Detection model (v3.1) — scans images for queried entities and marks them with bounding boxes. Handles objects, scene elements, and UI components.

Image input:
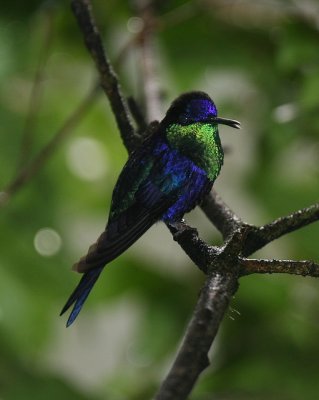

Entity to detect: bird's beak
[214,117,241,130]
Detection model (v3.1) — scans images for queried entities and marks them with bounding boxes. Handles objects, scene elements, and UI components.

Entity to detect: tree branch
[240,258,319,278]
[154,270,238,400]
[71,0,137,152]
[18,4,55,169]
[135,0,163,122]
[201,189,243,240]
[155,227,246,399]
[243,203,319,256]
[167,221,218,274]
[0,84,99,208]
[127,96,148,133]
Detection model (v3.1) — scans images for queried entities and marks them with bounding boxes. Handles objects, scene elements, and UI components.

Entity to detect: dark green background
[1,1,319,399]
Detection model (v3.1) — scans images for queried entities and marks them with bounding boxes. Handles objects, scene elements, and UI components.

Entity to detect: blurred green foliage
[0,1,319,399]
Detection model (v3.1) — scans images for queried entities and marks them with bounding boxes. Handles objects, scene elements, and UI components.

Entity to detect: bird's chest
[165,123,223,181]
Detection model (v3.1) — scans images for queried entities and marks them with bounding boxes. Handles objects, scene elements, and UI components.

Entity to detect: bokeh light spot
[273,103,298,123]
[34,228,62,257]
[66,137,108,181]
[127,17,144,33]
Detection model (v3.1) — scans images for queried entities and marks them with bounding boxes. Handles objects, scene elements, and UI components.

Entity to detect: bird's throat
[165,122,224,181]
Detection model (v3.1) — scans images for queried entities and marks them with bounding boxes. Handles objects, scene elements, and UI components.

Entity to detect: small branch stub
[240,258,319,278]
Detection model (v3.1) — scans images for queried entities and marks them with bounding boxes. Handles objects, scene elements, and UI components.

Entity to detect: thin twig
[127,96,148,133]
[243,203,319,256]
[18,4,55,168]
[0,84,99,208]
[240,258,319,277]
[135,0,163,122]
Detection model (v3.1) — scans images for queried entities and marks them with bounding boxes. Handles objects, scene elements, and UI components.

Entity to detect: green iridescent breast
[165,122,224,181]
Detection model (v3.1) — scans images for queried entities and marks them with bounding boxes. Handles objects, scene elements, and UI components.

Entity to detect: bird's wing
[73,140,180,273]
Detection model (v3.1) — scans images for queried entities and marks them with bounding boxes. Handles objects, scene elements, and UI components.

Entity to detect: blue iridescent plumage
[61,91,240,326]
[180,98,217,124]
[151,140,209,221]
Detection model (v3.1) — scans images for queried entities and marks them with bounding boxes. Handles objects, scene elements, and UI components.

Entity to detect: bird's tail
[60,267,103,327]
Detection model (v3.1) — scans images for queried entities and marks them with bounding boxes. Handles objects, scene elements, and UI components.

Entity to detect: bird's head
[162,91,240,129]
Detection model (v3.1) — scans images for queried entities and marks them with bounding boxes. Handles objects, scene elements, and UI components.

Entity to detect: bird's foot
[167,220,198,239]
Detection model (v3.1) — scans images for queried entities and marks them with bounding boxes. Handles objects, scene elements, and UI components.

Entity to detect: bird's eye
[179,115,189,125]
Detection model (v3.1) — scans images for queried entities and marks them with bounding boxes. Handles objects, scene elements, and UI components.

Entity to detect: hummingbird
[61,91,240,326]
